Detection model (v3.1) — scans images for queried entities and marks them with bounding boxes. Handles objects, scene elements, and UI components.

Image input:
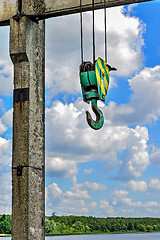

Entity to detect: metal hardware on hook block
[14,88,29,103]
[12,165,44,177]
[17,166,23,176]
[86,99,104,130]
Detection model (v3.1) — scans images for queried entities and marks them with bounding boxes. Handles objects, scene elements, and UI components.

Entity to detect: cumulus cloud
[0,119,7,135]
[110,189,160,208]
[114,126,149,180]
[46,176,106,215]
[146,208,159,214]
[0,137,11,167]
[45,6,146,98]
[46,99,150,180]
[150,146,160,167]
[90,201,97,209]
[0,60,13,96]
[95,6,145,76]
[0,27,10,60]
[84,168,93,174]
[46,157,78,178]
[48,182,62,199]
[105,66,160,126]
[0,24,14,97]
[125,180,147,192]
[46,180,90,215]
[72,181,107,192]
[44,6,152,183]
[148,178,160,191]
[1,108,13,128]
[100,200,115,215]
[129,66,160,124]
[57,199,89,216]
[0,172,12,214]
[111,190,128,206]
[144,201,160,208]
[64,189,90,200]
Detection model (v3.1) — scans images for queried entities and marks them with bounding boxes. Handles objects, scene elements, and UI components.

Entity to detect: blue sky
[0,0,160,217]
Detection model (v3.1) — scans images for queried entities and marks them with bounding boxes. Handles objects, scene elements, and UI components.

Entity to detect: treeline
[0,214,160,235]
[45,215,160,235]
[0,214,12,234]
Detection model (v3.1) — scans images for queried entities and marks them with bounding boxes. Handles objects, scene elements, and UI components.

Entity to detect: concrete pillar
[10,17,45,240]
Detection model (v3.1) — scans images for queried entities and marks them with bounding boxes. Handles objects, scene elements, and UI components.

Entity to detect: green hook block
[80,70,99,103]
[79,58,116,130]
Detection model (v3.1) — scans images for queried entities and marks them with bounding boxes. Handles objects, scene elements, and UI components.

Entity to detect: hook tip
[86,110,104,130]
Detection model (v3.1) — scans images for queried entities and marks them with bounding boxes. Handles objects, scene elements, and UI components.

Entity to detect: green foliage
[137,224,146,232]
[0,214,160,235]
[146,225,153,232]
[45,215,160,235]
[0,214,12,234]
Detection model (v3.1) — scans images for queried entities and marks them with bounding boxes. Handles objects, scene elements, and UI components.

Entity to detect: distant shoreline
[46,230,160,237]
[0,234,11,237]
[0,214,160,236]
[1,231,160,238]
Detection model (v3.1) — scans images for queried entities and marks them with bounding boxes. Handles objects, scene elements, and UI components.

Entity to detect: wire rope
[104,0,107,63]
[80,0,84,63]
[80,0,108,66]
[92,0,95,66]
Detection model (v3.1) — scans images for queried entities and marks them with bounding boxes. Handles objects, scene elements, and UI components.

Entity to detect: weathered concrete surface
[0,0,153,25]
[22,0,152,18]
[10,16,45,240]
[0,0,18,25]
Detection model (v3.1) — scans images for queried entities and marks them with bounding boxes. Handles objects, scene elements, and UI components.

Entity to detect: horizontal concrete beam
[0,0,18,26]
[0,0,153,26]
[22,0,153,20]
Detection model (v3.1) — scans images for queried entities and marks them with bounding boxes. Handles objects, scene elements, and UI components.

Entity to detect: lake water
[1,232,160,240]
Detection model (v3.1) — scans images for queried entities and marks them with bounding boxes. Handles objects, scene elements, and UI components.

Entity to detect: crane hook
[86,99,104,130]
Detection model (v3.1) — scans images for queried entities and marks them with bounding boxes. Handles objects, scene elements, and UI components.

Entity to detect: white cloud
[1,108,13,128]
[121,209,134,214]
[57,199,89,216]
[111,190,128,206]
[114,126,149,179]
[144,201,160,208]
[64,189,90,200]
[110,190,143,207]
[95,6,145,76]
[125,180,147,192]
[0,137,11,167]
[110,189,160,209]
[129,66,160,124]
[146,208,159,214]
[0,26,10,60]
[0,119,7,135]
[90,201,97,209]
[71,176,106,192]
[150,146,160,167]
[46,99,150,180]
[0,172,12,214]
[73,181,107,192]
[0,60,13,96]
[48,182,62,200]
[45,6,145,98]
[46,157,78,178]
[105,66,160,126]
[46,180,90,215]
[44,6,151,182]
[148,178,160,191]
[84,182,106,191]
[100,200,115,215]
[84,168,93,174]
